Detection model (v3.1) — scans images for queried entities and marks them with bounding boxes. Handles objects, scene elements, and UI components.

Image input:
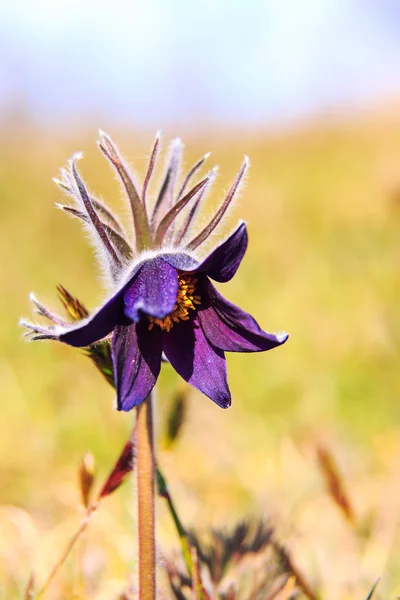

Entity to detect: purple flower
[22,133,288,410]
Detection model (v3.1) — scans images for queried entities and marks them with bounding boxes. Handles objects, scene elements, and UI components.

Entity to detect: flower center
[148,273,201,332]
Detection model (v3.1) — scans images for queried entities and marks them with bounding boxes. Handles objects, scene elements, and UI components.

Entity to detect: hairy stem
[136,394,156,599]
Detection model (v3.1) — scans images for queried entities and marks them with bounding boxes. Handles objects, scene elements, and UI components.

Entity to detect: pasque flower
[22,132,288,410]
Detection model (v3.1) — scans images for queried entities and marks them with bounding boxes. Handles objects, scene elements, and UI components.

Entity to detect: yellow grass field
[1,110,400,598]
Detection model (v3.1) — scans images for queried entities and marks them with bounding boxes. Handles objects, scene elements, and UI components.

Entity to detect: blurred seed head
[79,451,96,509]
[164,519,310,600]
[164,389,188,449]
[316,443,356,527]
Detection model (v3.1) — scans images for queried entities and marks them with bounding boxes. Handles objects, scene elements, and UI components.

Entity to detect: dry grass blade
[164,557,192,600]
[191,546,210,600]
[35,431,136,599]
[272,541,318,600]
[185,158,248,251]
[35,513,96,599]
[191,546,199,599]
[264,575,294,600]
[317,443,356,526]
[24,573,35,599]
[281,575,296,600]
[365,578,380,600]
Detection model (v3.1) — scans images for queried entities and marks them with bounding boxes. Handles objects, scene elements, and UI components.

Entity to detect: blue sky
[1,0,400,128]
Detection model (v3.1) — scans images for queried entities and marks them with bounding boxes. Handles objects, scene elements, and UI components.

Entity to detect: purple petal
[194,222,248,282]
[123,256,178,322]
[112,322,162,411]
[162,318,231,408]
[58,258,148,347]
[160,252,199,271]
[59,291,124,347]
[199,280,289,353]
[162,223,247,283]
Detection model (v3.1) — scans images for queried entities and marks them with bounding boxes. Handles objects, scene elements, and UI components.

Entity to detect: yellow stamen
[148,273,201,332]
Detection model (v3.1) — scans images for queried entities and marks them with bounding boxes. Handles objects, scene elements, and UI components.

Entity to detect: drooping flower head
[22,132,288,410]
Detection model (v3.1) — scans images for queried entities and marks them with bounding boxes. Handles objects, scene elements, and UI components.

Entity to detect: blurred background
[1,1,400,598]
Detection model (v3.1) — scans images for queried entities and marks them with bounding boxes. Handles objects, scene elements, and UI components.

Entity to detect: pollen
[148,273,201,332]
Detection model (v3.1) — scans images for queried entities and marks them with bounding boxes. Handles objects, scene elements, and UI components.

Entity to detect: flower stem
[136,394,156,599]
